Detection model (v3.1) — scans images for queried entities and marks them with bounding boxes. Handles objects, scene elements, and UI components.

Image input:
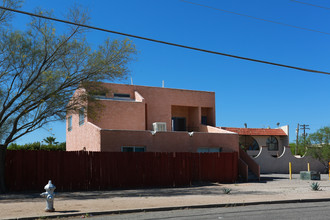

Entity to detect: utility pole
[300,124,310,152]
[295,123,299,155]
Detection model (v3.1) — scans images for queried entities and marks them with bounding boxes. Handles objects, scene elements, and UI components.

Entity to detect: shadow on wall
[253,146,326,174]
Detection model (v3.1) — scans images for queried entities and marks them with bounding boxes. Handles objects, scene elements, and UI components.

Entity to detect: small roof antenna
[162,80,164,88]
[131,77,133,85]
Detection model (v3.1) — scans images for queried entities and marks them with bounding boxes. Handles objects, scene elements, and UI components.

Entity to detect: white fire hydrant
[40,180,56,212]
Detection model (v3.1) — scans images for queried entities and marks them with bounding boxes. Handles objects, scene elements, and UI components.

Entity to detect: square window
[114,93,130,98]
[122,147,134,152]
[201,116,207,125]
[134,147,145,152]
[79,108,85,126]
[121,146,146,152]
[197,147,222,153]
[68,116,72,131]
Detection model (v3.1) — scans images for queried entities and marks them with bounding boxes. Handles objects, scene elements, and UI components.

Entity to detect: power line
[300,124,310,136]
[295,123,299,155]
[299,124,310,150]
[181,0,330,36]
[290,0,330,10]
[0,6,330,75]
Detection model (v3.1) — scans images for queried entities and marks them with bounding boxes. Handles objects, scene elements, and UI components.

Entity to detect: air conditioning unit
[153,122,167,132]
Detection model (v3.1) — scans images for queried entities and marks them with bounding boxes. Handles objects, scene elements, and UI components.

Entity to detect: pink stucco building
[66,83,239,153]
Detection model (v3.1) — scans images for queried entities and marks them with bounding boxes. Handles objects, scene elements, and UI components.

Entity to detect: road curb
[7,197,330,220]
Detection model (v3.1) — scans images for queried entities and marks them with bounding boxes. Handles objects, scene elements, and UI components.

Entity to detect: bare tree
[0,1,136,193]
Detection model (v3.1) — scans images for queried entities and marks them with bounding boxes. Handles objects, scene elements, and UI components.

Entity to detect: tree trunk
[0,144,7,193]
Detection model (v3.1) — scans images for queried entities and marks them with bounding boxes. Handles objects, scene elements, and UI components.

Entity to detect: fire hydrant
[40,180,56,212]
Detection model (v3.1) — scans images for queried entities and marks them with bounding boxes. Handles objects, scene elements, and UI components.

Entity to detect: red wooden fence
[5,151,238,191]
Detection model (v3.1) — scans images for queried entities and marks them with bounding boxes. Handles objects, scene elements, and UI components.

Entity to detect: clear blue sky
[12,0,330,144]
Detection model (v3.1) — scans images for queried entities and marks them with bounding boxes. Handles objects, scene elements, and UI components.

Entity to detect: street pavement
[71,201,330,220]
[1,174,330,219]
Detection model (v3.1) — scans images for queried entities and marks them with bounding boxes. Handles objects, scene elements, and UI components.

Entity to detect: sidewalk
[1,174,330,219]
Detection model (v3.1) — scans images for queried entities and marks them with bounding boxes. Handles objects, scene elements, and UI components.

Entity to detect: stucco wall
[201,107,214,126]
[100,129,239,153]
[66,83,222,152]
[252,135,289,155]
[97,83,215,131]
[171,106,199,131]
[89,100,146,130]
[66,112,101,151]
[253,146,326,174]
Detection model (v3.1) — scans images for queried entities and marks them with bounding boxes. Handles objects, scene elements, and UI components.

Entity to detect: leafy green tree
[289,134,309,156]
[43,136,58,145]
[0,0,136,193]
[306,126,330,168]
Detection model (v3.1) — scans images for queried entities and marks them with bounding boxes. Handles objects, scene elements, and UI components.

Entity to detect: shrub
[7,142,66,151]
[222,188,232,194]
[310,182,320,191]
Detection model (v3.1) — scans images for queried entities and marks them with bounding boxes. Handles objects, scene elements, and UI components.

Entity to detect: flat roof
[102,82,215,94]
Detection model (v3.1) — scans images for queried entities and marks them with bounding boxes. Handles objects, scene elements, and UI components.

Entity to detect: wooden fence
[5,151,238,191]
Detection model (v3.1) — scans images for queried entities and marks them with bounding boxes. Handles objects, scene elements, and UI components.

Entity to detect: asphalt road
[69,201,330,220]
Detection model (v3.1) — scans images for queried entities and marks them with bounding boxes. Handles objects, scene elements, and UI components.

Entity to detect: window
[197,147,222,153]
[201,116,207,125]
[79,108,85,125]
[92,90,106,97]
[68,116,72,131]
[114,93,130,98]
[93,92,106,99]
[267,136,278,151]
[121,146,146,152]
[172,117,186,131]
[239,136,259,151]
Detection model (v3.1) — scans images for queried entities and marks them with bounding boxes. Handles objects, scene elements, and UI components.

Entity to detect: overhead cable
[0,6,329,75]
[290,0,330,10]
[181,0,330,36]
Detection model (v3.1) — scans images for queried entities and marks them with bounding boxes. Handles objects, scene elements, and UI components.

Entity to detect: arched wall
[253,136,288,156]
[253,146,326,174]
